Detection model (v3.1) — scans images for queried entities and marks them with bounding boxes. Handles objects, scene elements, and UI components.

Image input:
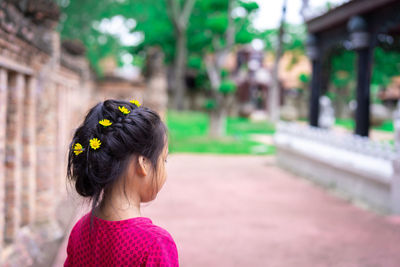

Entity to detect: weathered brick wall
[0,66,7,256]
[0,2,93,265]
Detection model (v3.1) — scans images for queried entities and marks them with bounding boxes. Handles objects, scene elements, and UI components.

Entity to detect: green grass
[166,110,275,155]
[227,117,275,136]
[373,120,394,132]
[335,118,355,130]
[334,118,394,133]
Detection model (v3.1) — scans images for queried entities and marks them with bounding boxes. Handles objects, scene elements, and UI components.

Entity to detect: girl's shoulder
[68,212,90,238]
[65,212,179,266]
[70,212,176,245]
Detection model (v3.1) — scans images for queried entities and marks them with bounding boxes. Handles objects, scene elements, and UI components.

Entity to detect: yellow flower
[130,99,141,107]
[118,106,131,114]
[73,143,83,155]
[99,119,112,127]
[89,138,101,150]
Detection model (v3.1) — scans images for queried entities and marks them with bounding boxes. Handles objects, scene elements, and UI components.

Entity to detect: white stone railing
[274,121,400,214]
[276,121,398,162]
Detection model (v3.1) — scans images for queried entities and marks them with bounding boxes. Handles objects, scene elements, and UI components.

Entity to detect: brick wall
[0,2,93,265]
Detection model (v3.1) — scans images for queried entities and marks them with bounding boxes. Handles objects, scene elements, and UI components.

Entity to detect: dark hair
[67,99,167,213]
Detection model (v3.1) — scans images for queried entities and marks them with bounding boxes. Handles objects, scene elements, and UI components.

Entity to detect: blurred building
[235,45,271,113]
[0,1,93,265]
[234,44,311,118]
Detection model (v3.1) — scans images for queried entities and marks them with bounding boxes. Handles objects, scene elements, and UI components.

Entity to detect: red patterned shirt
[64,212,179,266]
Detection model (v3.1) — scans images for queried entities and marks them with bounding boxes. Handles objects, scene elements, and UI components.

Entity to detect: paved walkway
[55,154,400,267]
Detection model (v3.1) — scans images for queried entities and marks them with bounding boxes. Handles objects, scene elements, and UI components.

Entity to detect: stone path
[54,154,400,267]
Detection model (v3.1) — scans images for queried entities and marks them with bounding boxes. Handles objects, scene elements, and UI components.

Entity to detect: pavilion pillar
[306,34,321,127]
[348,16,372,137]
[354,47,372,136]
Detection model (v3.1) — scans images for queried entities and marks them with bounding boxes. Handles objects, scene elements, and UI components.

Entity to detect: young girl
[64,99,178,266]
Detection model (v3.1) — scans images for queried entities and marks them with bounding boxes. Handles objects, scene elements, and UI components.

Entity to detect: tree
[166,0,196,110]
[187,0,259,137]
[57,0,121,74]
[57,0,259,132]
[328,49,356,118]
[57,0,176,75]
[268,0,287,123]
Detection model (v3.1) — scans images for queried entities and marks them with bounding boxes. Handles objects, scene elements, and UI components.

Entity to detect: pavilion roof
[306,0,398,33]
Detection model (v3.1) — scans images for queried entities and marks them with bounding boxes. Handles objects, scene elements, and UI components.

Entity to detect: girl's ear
[136,155,148,177]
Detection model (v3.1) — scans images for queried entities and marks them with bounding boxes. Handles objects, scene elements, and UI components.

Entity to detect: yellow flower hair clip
[118,106,131,114]
[89,138,101,150]
[73,143,84,155]
[99,119,112,127]
[129,99,141,107]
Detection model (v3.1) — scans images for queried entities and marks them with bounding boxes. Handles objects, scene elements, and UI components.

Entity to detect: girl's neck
[96,188,142,221]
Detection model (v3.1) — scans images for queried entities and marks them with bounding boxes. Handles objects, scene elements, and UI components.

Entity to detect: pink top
[64,212,179,266]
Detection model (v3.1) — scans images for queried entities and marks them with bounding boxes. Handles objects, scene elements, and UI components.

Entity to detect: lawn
[335,118,394,132]
[166,110,275,155]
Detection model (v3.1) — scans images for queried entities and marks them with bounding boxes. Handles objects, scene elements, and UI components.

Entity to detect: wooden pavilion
[305,0,400,136]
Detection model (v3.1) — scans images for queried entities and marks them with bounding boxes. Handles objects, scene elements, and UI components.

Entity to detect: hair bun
[67,99,167,215]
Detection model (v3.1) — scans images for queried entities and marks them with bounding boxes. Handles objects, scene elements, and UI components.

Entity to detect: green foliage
[260,24,306,54]
[239,1,259,12]
[221,68,229,78]
[235,27,254,44]
[330,50,356,88]
[195,71,210,89]
[218,80,237,94]
[188,55,203,70]
[206,13,229,34]
[326,91,337,101]
[370,84,383,104]
[200,0,229,10]
[58,0,260,83]
[58,0,174,75]
[57,0,119,75]
[204,98,217,110]
[328,49,357,113]
[298,73,310,83]
[371,46,400,87]
[329,45,400,107]
[189,0,259,56]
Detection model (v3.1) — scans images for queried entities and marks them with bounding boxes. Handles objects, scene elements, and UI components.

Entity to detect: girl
[64,99,178,266]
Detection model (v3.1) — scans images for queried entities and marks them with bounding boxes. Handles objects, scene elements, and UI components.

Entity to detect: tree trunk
[268,0,287,123]
[206,0,234,138]
[173,30,187,110]
[166,0,196,110]
[209,109,226,138]
[209,94,227,137]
